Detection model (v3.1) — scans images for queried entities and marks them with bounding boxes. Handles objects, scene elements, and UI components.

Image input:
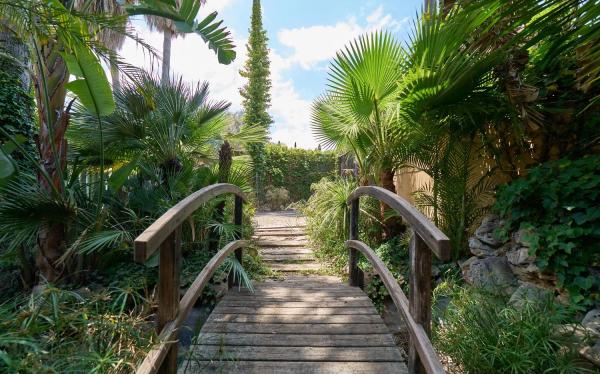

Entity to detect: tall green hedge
[263,144,337,202]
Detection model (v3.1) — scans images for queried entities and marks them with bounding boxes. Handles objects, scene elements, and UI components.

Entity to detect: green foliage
[240,0,272,202]
[264,144,337,202]
[0,286,155,373]
[493,155,600,306]
[434,286,589,374]
[0,47,35,162]
[265,187,289,210]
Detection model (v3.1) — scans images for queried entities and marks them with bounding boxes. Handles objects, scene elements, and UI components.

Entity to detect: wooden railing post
[228,195,244,288]
[157,226,181,374]
[408,231,432,374]
[348,198,363,287]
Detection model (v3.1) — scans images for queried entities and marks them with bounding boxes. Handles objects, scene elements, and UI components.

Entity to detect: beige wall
[394,167,433,204]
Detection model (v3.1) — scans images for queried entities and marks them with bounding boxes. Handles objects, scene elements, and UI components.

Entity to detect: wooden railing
[133,183,247,374]
[346,186,451,374]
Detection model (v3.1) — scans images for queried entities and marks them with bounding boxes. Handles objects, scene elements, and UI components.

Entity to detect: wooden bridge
[134,184,451,374]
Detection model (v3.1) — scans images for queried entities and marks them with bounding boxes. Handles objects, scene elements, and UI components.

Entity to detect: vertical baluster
[348,198,363,287]
[158,226,182,374]
[229,195,244,288]
[408,231,432,374]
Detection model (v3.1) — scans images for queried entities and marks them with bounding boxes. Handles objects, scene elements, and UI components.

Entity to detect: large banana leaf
[127,0,236,64]
[63,44,115,116]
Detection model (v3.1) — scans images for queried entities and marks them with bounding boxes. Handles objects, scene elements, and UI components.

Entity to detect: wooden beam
[229,195,244,288]
[408,232,432,373]
[157,227,181,374]
[347,186,451,261]
[345,240,445,374]
[348,198,364,287]
[134,184,247,263]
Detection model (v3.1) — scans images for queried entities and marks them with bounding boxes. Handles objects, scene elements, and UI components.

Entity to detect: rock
[474,215,505,247]
[508,282,552,309]
[507,246,535,266]
[460,256,478,277]
[554,324,600,345]
[580,340,600,367]
[512,227,535,247]
[583,309,600,336]
[465,256,518,295]
[469,237,498,258]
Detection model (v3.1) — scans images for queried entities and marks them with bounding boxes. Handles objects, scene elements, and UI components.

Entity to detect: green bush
[265,187,290,210]
[434,286,588,374]
[493,155,600,306]
[263,144,337,202]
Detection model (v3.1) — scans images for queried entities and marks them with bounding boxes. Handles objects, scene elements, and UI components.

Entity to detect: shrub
[493,155,600,306]
[265,187,290,210]
[263,144,337,202]
[434,286,588,374]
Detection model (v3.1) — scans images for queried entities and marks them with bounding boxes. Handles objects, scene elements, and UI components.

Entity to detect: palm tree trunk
[209,141,233,253]
[161,29,172,83]
[33,37,70,283]
[109,53,120,92]
[379,168,403,239]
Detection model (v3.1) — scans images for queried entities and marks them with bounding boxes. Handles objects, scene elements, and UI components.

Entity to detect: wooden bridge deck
[180,213,407,373]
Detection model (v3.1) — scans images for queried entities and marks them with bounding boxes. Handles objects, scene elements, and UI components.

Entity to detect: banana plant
[127,0,236,64]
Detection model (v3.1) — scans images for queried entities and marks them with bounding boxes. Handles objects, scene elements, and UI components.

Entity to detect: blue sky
[120,0,423,148]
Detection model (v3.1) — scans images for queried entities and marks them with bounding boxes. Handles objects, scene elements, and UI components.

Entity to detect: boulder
[474,214,505,247]
[507,246,536,266]
[508,282,552,309]
[583,309,600,336]
[464,256,518,295]
[512,227,535,247]
[469,237,498,258]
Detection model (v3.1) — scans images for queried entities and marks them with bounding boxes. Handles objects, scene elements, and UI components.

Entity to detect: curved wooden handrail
[136,240,248,374]
[346,240,445,374]
[134,183,247,263]
[347,186,451,261]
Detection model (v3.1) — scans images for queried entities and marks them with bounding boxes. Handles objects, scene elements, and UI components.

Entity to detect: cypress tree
[239,0,272,204]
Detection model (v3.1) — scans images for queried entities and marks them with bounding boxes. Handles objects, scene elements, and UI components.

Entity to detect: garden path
[180,211,408,373]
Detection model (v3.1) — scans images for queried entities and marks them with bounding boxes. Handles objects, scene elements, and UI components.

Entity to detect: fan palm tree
[312,32,408,237]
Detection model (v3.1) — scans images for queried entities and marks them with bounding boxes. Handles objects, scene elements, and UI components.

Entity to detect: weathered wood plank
[268,263,322,272]
[189,346,404,362]
[179,361,408,374]
[219,299,373,308]
[259,247,313,255]
[195,333,396,347]
[256,240,307,247]
[261,253,315,262]
[211,306,377,315]
[223,295,370,303]
[207,313,384,324]
[201,323,391,334]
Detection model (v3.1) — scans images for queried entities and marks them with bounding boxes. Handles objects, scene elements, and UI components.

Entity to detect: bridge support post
[228,195,244,288]
[408,232,431,374]
[348,198,364,287]
[158,226,181,374]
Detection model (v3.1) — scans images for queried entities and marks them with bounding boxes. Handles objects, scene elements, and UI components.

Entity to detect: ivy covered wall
[263,144,337,202]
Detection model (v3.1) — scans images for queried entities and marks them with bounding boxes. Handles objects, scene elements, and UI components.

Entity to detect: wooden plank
[346,240,445,374]
[260,247,313,255]
[231,289,364,298]
[408,232,432,374]
[218,300,374,308]
[254,225,306,230]
[348,198,364,287]
[256,240,307,247]
[195,333,396,347]
[269,263,322,272]
[260,253,315,262]
[180,361,408,374]
[201,323,390,334]
[211,306,377,315]
[347,186,451,261]
[208,313,384,324]
[189,346,404,362]
[134,183,247,262]
[253,232,307,237]
[223,295,369,303]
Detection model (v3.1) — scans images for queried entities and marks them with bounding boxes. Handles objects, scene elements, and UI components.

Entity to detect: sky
[119,0,423,149]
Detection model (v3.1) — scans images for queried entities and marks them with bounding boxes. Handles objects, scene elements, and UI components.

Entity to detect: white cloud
[116,5,408,150]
